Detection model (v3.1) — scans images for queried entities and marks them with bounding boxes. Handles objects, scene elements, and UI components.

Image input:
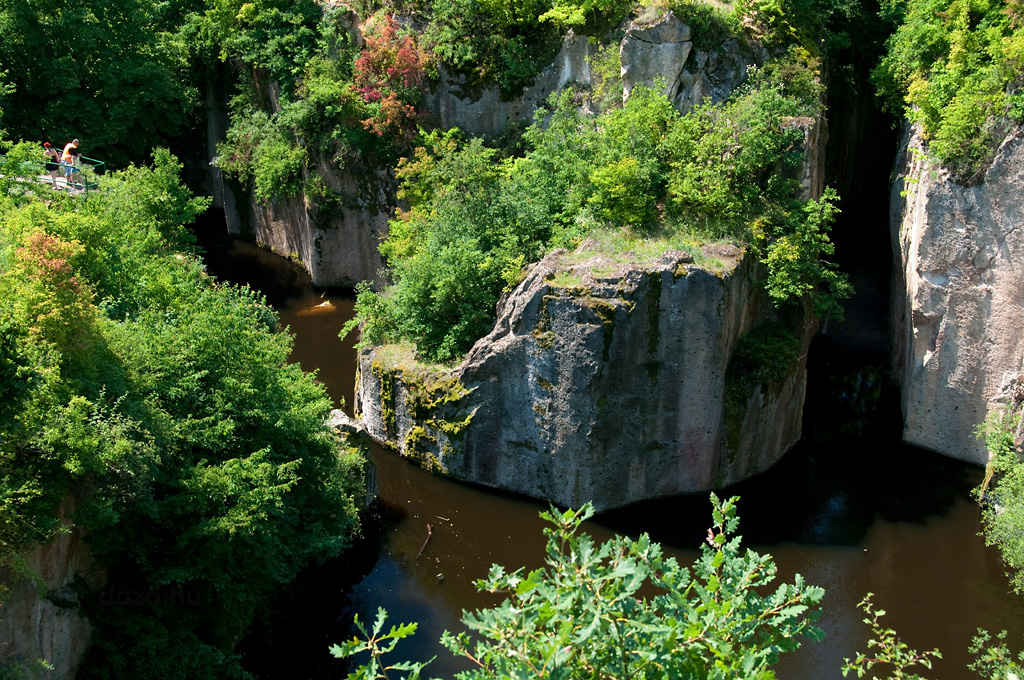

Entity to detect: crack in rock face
[621,12,692,103]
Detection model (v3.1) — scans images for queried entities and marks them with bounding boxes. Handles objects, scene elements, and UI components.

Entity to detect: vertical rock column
[891,123,1024,463]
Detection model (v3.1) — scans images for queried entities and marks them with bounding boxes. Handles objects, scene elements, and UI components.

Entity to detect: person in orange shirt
[61,138,80,185]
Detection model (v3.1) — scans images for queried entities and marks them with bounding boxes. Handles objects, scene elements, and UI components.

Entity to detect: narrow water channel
[198,227,1024,680]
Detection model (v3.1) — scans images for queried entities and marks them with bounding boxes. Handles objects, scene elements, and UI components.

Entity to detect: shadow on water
[197,218,1024,680]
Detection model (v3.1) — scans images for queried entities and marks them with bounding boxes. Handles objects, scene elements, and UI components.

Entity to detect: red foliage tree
[354,12,428,137]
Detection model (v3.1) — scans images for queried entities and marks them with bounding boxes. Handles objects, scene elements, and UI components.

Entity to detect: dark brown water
[198,235,358,413]
[200,232,1024,680]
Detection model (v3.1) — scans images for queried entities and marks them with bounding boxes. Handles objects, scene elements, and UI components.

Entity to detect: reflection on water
[202,234,1024,680]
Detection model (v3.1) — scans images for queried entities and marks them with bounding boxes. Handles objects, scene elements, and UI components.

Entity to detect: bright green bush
[976,407,1024,594]
[874,0,1024,180]
[0,150,364,678]
[421,0,631,88]
[422,0,563,89]
[333,495,825,679]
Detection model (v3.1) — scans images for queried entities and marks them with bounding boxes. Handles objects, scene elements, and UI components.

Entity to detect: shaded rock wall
[247,163,393,288]
[357,247,815,512]
[0,497,99,680]
[891,123,1024,463]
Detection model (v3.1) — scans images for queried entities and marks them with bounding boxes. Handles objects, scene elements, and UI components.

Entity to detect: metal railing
[0,154,105,197]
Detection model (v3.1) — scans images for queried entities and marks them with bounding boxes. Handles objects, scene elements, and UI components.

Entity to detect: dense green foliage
[976,406,1024,594]
[352,52,849,363]
[212,4,393,202]
[724,321,802,435]
[334,495,825,679]
[0,0,199,166]
[408,0,631,89]
[874,0,1024,179]
[0,150,363,678]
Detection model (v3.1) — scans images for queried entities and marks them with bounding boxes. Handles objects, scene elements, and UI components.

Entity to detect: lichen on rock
[358,245,815,511]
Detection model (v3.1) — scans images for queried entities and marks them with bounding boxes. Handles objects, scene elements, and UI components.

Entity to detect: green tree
[0,150,365,677]
[0,0,198,166]
[842,593,942,680]
[334,495,825,679]
[976,407,1024,593]
[874,0,1024,180]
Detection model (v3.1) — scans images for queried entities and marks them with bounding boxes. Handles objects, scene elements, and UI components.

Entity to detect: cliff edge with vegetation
[358,241,815,511]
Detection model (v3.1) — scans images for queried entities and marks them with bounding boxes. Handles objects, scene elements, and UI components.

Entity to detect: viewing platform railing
[0,154,105,196]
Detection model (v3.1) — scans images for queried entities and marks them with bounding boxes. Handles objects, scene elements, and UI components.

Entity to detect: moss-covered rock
[357,245,815,511]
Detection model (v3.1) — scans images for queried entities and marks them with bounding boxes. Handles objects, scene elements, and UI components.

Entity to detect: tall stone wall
[891,123,1024,464]
[247,161,393,288]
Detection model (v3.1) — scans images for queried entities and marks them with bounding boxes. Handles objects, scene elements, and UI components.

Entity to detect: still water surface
[201,234,1024,680]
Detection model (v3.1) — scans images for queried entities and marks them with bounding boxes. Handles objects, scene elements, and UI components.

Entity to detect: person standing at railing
[61,138,80,187]
[43,142,60,187]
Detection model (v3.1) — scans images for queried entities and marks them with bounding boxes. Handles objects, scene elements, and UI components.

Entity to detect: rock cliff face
[208,9,763,287]
[0,497,98,679]
[245,159,393,288]
[621,11,764,113]
[423,31,595,137]
[891,124,1024,464]
[422,11,764,138]
[357,246,815,511]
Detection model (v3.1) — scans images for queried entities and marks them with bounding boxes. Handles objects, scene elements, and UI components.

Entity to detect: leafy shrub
[667,50,849,318]
[668,0,742,50]
[666,51,820,229]
[874,0,1024,180]
[216,106,307,202]
[334,495,825,679]
[842,593,943,679]
[0,150,364,677]
[0,0,197,167]
[976,406,1024,593]
[422,0,563,89]
[198,0,323,83]
[539,0,635,28]
[354,12,429,138]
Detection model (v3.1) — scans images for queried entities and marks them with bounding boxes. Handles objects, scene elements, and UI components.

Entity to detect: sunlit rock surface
[621,10,764,113]
[891,123,1024,464]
